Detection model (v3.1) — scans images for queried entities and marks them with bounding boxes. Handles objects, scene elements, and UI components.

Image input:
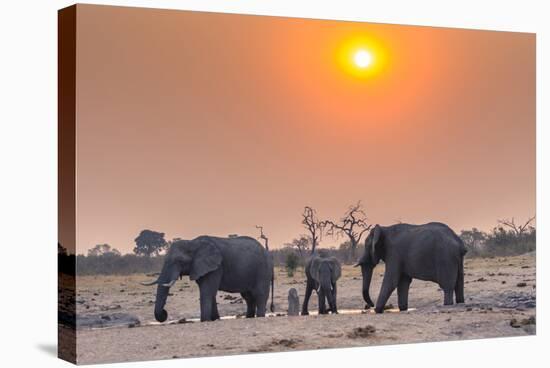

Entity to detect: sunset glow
[74,7,535,254]
[336,36,388,79]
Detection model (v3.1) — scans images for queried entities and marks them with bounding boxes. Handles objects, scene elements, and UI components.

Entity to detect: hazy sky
[74,5,535,254]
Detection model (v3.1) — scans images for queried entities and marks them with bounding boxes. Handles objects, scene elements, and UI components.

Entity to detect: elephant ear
[369,225,383,265]
[190,240,222,281]
[310,256,322,282]
[329,257,341,282]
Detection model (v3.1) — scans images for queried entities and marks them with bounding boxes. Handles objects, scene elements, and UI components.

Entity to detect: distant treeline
[72,247,349,276]
[75,253,165,276]
[60,216,535,276]
[459,223,536,258]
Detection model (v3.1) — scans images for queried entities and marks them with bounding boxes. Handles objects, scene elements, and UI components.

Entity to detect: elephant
[356,222,467,314]
[141,235,274,322]
[302,252,342,315]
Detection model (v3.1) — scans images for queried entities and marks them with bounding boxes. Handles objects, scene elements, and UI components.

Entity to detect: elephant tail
[270,271,275,313]
[455,254,465,303]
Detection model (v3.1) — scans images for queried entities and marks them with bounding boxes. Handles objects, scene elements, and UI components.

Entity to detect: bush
[484,227,536,256]
[285,252,300,277]
[460,226,536,258]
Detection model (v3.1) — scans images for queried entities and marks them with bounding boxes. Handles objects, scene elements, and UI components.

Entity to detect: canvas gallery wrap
[58,4,536,364]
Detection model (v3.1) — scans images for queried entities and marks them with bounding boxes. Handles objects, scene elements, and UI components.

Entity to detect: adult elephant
[356,222,467,313]
[302,253,342,315]
[141,236,273,322]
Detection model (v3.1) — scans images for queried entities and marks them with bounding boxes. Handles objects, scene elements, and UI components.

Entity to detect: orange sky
[74,5,535,254]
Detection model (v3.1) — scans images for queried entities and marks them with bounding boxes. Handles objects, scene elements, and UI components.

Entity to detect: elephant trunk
[154,284,170,322]
[361,264,375,308]
[320,269,336,312]
[153,261,181,322]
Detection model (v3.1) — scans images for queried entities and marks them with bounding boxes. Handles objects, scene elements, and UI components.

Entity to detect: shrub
[460,226,536,258]
[285,252,300,277]
[484,226,536,256]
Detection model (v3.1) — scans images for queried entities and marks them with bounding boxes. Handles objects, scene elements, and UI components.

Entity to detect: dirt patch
[248,338,303,353]
[347,325,376,339]
[271,338,302,348]
[77,313,140,329]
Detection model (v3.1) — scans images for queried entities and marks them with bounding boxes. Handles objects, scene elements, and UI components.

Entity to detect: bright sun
[354,49,373,68]
[336,37,387,79]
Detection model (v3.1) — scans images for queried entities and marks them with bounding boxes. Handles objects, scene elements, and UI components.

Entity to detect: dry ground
[73,253,536,364]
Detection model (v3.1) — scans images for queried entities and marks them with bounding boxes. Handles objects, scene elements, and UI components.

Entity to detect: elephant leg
[443,289,454,305]
[330,283,338,314]
[318,288,328,314]
[199,290,214,322]
[301,280,314,316]
[211,296,220,321]
[255,294,267,317]
[197,270,222,322]
[397,275,412,311]
[241,292,256,318]
[455,261,465,304]
[375,272,399,314]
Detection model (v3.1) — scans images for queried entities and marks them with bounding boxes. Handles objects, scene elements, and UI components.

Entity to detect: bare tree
[255,225,269,251]
[497,216,536,237]
[256,225,275,312]
[302,206,323,254]
[322,201,372,259]
[285,235,311,257]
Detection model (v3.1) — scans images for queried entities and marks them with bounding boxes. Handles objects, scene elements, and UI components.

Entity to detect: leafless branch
[255,225,267,240]
[322,201,372,258]
[255,225,269,250]
[497,216,535,236]
[302,206,324,254]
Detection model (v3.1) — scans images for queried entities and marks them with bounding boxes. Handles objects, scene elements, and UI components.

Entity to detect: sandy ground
[73,253,536,364]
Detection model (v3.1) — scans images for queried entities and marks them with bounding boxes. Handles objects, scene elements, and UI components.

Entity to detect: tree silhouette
[459,228,487,253]
[497,216,535,237]
[133,230,167,257]
[322,201,371,259]
[302,206,323,254]
[88,243,121,257]
[255,225,269,251]
[58,242,68,255]
[285,235,311,257]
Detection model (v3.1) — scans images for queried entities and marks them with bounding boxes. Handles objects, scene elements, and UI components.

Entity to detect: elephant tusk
[162,279,176,287]
[140,280,159,286]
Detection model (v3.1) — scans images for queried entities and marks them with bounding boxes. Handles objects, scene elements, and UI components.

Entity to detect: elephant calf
[302,252,341,315]
[141,235,273,322]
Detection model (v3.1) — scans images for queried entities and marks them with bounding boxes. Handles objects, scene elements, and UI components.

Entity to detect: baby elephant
[302,253,342,315]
